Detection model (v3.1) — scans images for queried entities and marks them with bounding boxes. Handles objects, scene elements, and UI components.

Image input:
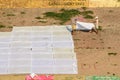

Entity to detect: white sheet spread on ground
[66,21,95,31]
[0,25,78,74]
[76,21,95,30]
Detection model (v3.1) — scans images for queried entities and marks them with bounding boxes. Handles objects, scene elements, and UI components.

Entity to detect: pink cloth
[77,17,85,22]
[72,16,86,24]
[25,75,54,80]
[25,75,33,80]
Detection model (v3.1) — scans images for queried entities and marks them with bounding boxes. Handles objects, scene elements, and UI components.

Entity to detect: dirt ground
[0,7,120,79]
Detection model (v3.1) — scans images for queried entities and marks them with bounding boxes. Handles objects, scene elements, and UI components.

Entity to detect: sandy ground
[0,7,120,79]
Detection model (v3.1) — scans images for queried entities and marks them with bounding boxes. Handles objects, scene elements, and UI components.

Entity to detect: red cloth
[25,75,54,80]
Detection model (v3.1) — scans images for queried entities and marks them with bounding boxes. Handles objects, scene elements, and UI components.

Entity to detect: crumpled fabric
[25,75,54,80]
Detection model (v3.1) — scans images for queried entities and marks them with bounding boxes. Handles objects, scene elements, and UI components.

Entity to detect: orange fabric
[72,24,76,30]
